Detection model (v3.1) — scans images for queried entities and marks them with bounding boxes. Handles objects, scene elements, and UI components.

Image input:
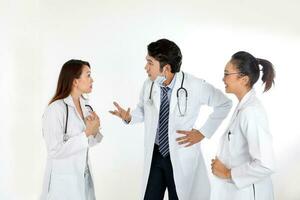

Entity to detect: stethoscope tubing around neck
[63,103,94,142]
[148,71,188,116]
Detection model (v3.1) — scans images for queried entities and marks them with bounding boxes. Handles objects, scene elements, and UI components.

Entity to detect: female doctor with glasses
[40,59,103,200]
[211,51,276,200]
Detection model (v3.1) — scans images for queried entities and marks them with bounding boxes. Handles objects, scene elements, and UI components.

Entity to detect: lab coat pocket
[178,144,199,176]
[48,173,80,200]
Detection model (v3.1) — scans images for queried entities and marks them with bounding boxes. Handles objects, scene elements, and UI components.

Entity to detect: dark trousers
[144,144,179,200]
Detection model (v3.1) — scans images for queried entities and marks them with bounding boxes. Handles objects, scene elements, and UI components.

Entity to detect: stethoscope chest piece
[63,134,70,143]
[147,99,154,106]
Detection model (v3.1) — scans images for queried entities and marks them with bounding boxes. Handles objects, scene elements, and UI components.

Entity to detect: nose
[91,77,94,83]
[144,64,148,71]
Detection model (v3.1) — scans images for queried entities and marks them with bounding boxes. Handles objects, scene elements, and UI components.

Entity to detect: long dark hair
[49,59,90,104]
[231,51,275,92]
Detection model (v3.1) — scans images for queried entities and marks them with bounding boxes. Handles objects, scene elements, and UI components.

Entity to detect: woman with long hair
[40,59,102,200]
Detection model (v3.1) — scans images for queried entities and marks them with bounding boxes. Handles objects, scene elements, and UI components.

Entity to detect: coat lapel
[169,72,182,115]
[151,82,161,112]
[227,89,255,132]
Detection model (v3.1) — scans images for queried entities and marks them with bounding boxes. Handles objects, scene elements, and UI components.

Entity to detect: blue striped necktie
[158,86,170,157]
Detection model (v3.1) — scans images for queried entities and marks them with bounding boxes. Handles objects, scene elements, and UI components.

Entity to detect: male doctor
[110,39,232,200]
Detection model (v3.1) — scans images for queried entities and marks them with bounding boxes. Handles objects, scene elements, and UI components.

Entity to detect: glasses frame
[223,72,244,77]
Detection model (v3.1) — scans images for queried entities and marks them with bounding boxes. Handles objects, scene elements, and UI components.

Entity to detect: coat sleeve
[83,100,103,147]
[127,81,147,124]
[42,103,89,159]
[198,80,232,138]
[231,107,275,189]
[88,131,103,147]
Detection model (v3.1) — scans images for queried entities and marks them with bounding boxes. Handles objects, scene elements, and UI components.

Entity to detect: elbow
[266,164,276,175]
[259,161,276,177]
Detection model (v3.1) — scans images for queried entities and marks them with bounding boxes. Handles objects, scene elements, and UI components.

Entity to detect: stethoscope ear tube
[176,72,187,98]
[63,103,69,143]
[149,81,154,101]
[64,103,68,134]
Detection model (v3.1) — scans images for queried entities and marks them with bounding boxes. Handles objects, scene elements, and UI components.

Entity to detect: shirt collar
[160,73,176,90]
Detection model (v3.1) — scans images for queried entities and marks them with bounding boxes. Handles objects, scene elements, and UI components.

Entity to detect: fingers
[85,116,92,121]
[176,133,190,145]
[123,107,131,120]
[92,111,99,118]
[89,112,96,120]
[113,101,123,112]
[86,112,100,121]
[184,142,194,147]
[211,159,216,166]
[211,161,218,176]
[211,159,224,171]
[109,110,116,115]
[109,110,121,118]
[176,130,190,135]
[176,136,188,142]
[212,168,219,176]
[110,102,127,120]
[178,139,190,145]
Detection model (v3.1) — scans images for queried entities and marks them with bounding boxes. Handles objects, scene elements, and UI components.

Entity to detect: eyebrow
[146,58,153,62]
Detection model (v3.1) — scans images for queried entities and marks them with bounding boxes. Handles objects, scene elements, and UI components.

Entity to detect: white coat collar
[63,95,89,118]
[169,72,183,114]
[151,72,182,113]
[63,95,86,107]
[236,89,256,111]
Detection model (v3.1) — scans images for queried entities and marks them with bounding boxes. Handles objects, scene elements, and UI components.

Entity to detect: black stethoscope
[148,71,188,116]
[63,103,94,142]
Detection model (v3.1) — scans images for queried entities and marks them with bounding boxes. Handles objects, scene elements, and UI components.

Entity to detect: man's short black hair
[147,39,182,73]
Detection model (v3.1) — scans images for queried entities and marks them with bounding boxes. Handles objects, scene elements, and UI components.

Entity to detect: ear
[73,78,79,88]
[241,75,250,86]
[164,64,171,73]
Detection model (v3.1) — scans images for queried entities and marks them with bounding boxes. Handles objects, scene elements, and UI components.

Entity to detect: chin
[149,76,155,81]
[85,89,92,93]
[225,87,231,93]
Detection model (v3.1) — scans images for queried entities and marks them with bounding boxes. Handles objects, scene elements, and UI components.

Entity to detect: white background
[1,0,300,199]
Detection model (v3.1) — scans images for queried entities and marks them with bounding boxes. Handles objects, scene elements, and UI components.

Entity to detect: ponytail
[257,58,275,92]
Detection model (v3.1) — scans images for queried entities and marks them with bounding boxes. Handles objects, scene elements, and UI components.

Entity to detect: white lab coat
[40,95,103,200]
[129,72,232,200]
[211,89,275,200]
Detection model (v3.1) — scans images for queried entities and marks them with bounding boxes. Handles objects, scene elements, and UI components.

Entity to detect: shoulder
[184,73,208,90]
[43,99,66,118]
[184,72,205,83]
[140,78,153,92]
[143,78,152,86]
[239,97,268,123]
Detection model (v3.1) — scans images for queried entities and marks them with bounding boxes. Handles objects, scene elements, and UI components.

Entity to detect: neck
[163,73,175,86]
[236,88,251,101]
[70,90,81,104]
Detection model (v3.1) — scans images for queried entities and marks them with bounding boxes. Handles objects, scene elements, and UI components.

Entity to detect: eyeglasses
[223,72,242,77]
